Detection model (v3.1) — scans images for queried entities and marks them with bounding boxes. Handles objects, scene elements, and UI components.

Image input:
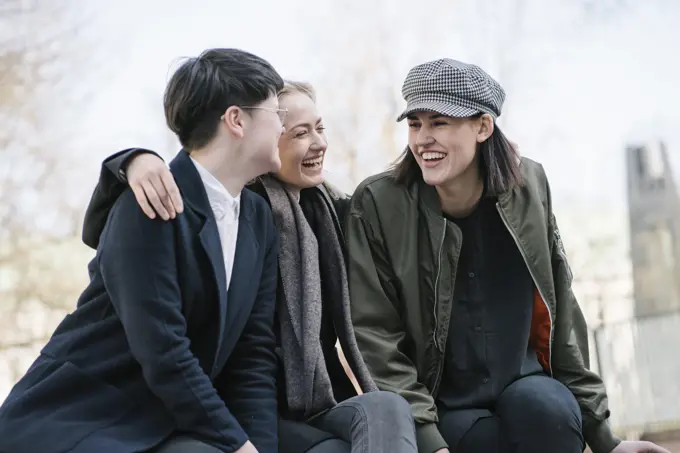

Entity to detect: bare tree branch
[0,1,103,380]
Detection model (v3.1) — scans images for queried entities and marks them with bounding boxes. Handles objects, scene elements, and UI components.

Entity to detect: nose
[415,126,434,147]
[310,131,328,152]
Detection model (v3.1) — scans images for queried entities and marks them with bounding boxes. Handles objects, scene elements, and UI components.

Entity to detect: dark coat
[83,148,362,453]
[0,151,280,453]
[80,149,360,453]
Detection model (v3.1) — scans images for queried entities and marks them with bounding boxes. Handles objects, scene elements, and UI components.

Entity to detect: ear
[476,113,494,143]
[221,106,246,139]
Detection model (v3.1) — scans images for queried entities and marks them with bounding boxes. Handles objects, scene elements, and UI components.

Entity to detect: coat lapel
[198,194,261,377]
[197,220,229,377]
[220,201,260,352]
[497,185,557,313]
[170,152,260,378]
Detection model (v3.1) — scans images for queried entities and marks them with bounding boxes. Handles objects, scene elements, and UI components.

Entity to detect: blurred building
[626,140,680,317]
[591,140,680,448]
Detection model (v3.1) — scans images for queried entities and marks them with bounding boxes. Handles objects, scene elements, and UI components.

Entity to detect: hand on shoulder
[127,153,183,220]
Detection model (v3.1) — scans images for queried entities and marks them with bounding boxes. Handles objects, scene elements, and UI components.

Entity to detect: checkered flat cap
[397,58,505,122]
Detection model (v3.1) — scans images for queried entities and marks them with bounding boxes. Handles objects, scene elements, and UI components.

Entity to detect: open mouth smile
[302,152,324,169]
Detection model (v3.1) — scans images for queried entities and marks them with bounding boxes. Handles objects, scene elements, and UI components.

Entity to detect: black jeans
[439,375,584,453]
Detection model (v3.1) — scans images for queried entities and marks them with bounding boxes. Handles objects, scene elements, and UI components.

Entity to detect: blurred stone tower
[626,141,680,317]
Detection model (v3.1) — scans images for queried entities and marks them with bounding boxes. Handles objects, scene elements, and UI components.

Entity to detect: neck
[436,160,484,218]
[189,142,250,197]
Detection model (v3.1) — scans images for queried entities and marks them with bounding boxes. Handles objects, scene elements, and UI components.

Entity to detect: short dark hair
[164,48,284,150]
[391,115,523,196]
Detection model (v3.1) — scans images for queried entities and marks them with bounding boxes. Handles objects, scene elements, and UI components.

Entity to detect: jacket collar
[169,150,253,223]
[413,169,557,312]
[170,150,215,218]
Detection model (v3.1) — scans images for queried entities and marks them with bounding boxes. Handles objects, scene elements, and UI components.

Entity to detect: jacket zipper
[496,203,554,376]
[431,218,447,393]
[432,218,447,351]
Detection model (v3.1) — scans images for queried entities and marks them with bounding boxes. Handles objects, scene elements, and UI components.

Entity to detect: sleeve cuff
[416,422,448,453]
[583,415,621,453]
[104,148,162,185]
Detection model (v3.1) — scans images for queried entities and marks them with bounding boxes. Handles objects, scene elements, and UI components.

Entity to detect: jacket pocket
[0,359,134,453]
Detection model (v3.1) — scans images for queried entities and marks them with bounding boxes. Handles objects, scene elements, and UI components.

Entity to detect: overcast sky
[42,0,680,212]
[4,0,680,407]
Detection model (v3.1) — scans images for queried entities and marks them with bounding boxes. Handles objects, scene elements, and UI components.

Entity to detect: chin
[300,168,324,187]
[421,170,447,187]
[308,174,324,187]
[298,176,323,189]
[421,165,464,187]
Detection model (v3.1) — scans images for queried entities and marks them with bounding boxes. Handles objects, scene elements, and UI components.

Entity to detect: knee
[526,396,582,433]
[500,376,582,434]
[355,391,413,422]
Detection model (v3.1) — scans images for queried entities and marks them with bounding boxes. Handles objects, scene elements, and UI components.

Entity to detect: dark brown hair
[164,48,284,150]
[391,114,523,195]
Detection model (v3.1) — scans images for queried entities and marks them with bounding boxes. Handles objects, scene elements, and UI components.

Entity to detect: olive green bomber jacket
[345,157,620,453]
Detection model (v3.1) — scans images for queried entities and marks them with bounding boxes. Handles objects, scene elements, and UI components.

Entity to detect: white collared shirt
[190,157,240,289]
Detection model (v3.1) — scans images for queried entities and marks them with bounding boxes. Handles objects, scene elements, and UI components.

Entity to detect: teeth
[302,154,324,166]
[421,152,446,161]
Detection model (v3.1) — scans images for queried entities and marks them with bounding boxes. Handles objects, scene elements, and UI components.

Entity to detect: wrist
[117,148,161,183]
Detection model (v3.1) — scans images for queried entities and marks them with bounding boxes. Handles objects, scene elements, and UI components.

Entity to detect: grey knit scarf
[260,176,377,420]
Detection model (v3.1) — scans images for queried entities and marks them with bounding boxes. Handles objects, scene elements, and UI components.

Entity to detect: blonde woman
[82,81,418,453]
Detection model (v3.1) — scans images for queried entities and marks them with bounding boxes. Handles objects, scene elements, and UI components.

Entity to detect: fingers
[650,443,672,453]
[126,153,181,221]
[131,182,157,220]
[161,168,184,214]
[141,179,172,220]
[151,173,176,219]
[641,441,671,453]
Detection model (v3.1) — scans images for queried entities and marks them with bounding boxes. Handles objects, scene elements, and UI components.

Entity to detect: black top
[436,194,544,445]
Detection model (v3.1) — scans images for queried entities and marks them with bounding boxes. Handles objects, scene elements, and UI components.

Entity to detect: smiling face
[275,89,327,189]
[406,111,493,187]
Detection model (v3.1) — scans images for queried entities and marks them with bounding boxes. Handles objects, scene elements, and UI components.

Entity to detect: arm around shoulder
[83,148,163,249]
[98,189,249,452]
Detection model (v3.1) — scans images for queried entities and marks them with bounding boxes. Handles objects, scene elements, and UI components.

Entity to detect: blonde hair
[278,80,316,102]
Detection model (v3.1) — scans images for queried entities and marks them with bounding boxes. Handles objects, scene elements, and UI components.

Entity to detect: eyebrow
[288,117,323,130]
[406,113,446,121]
